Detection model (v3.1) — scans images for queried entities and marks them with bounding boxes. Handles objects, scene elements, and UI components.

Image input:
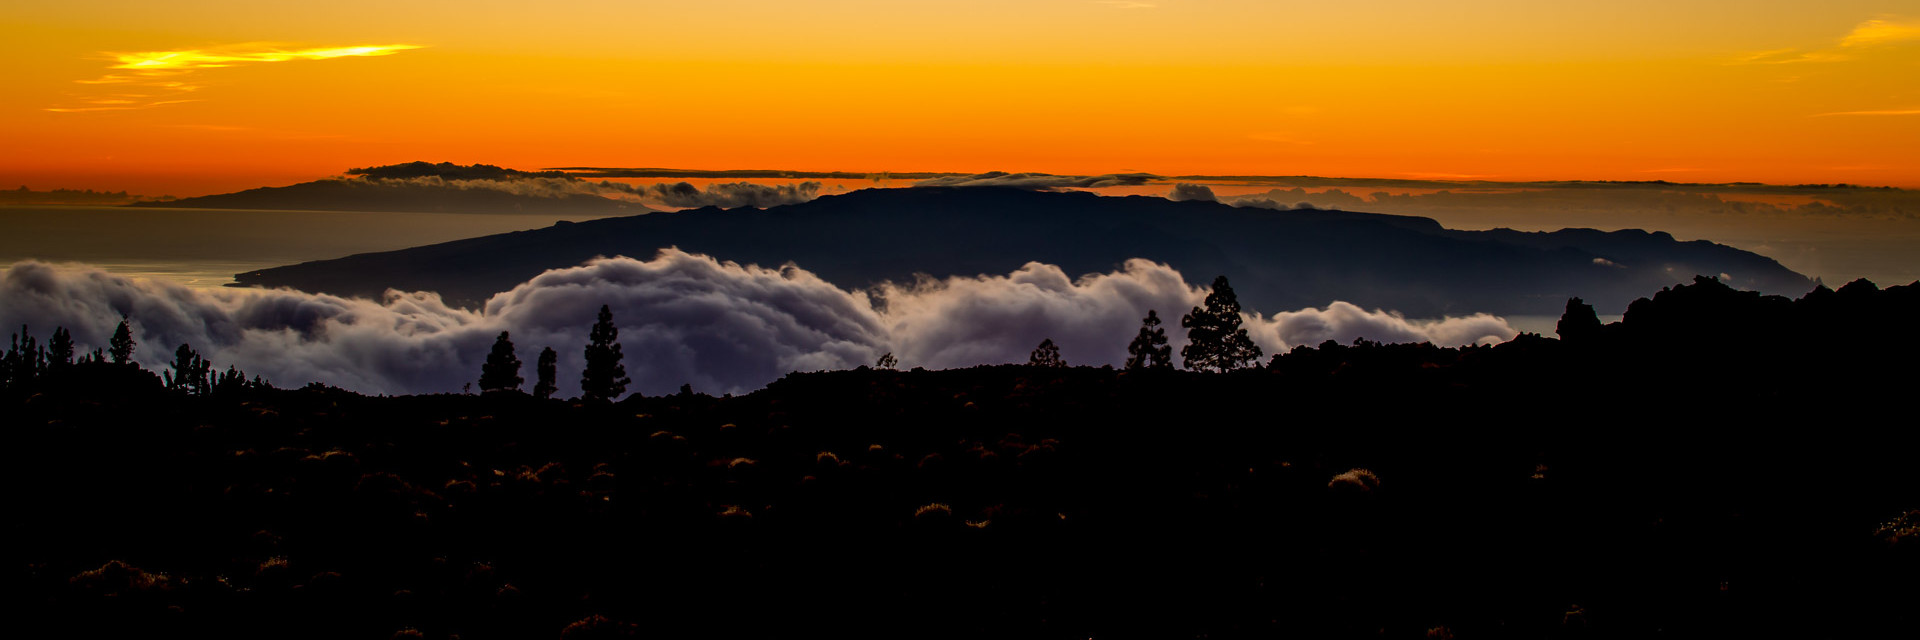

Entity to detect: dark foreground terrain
[7,277,1917,639]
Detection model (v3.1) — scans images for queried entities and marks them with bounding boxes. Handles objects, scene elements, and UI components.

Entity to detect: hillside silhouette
[234,186,1808,316]
[9,277,1915,639]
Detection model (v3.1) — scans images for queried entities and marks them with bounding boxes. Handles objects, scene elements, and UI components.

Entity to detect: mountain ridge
[235,186,1809,317]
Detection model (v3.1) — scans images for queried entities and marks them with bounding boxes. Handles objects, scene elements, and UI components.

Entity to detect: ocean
[0,205,627,290]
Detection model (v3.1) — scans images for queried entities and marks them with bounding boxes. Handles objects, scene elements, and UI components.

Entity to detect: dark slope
[130,179,649,215]
[235,187,1808,316]
[11,279,1919,639]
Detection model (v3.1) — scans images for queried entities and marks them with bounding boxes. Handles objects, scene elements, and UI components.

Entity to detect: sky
[4,1,1918,196]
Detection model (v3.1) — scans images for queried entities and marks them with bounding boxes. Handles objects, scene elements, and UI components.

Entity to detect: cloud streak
[913,171,1159,190]
[107,45,422,71]
[51,43,424,113]
[1838,17,1920,47]
[1,253,1515,398]
[1217,185,1920,219]
[1734,16,1920,64]
[1814,108,1920,117]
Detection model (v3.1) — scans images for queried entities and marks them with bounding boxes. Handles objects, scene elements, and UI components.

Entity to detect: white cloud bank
[0,252,1516,397]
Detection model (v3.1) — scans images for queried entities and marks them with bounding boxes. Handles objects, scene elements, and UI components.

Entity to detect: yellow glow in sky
[109,44,422,70]
[2,1,1916,194]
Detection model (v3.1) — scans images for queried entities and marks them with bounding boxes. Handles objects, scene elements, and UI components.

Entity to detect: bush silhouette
[163,343,211,395]
[1028,338,1066,367]
[1556,297,1603,343]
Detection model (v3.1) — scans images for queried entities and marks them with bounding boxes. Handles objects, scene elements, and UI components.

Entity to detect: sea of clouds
[0,251,1515,397]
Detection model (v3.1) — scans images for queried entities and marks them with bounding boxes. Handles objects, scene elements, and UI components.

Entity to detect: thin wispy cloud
[1837,17,1920,47]
[1734,16,1920,64]
[1814,108,1920,117]
[49,43,423,113]
[45,99,200,113]
[107,44,422,71]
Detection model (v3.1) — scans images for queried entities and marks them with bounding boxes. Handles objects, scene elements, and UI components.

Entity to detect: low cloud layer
[1,253,1515,397]
[354,175,647,202]
[642,181,823,208]
[915,171,1159,190]
[1219,186,1920,219]
[1166,183,1217,202]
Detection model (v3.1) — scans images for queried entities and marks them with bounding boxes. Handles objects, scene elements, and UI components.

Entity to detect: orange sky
[3,1,1917,196]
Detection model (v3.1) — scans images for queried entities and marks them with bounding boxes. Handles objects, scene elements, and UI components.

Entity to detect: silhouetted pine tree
[1181,276,1262,372]
[164,343,211,395]
[479,331,524,392]
[108,318,136,365]
[581,305,630,401]
[1029,338,1066,367]
[876,352,898,370]
[534,347,558,399]
[214,365,249,395]
[48,327,74,369]
[1124,310,1173,370]
[6,325,45,387]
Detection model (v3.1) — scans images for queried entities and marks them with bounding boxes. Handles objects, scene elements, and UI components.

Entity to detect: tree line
[478,304,630,401]
[4,275,1269,399]
[2,318,272,396]
[866,274,1262,373]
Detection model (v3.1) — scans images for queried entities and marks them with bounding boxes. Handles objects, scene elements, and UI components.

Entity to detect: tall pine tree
[581,305,630,401]
[479,331,523,392]
[1124,309,1173,370]
[1180,276,1262,372]
[47,327,74,369]
[533,347,558,400]
[108,318,136,365]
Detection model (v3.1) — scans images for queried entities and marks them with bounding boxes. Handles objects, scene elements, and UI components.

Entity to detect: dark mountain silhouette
[236,187,1806,316]
[128,177,649,215]
[3,186,151,205]
[345,160,570,181]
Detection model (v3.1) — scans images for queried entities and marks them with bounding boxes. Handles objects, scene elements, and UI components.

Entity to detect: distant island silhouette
[129,173,650,215]
[236,186,1809,317]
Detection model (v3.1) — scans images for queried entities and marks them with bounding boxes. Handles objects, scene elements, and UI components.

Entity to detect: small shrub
[1328,468,1381,494]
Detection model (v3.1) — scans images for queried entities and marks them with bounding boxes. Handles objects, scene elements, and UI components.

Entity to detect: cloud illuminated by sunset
[107,44,423,71]
[1838,18,1920,47]
[47,43,423,114]
[1736,16,1920,64]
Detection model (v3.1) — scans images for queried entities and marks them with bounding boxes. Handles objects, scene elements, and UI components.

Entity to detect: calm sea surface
[0,205,626,290]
